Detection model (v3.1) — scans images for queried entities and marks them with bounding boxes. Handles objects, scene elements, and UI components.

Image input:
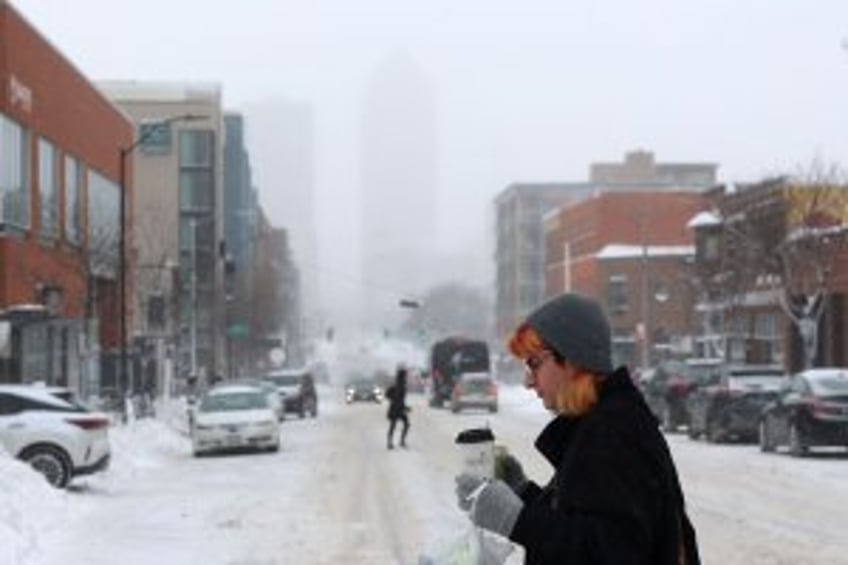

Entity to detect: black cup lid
[455,427,494,444]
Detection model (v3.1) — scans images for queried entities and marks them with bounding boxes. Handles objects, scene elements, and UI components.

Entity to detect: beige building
[100,81,226,392]
[590,149,716,186]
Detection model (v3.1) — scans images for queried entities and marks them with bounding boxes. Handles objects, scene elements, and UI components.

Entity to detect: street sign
[226,323,249,339]
[270,347,286,366]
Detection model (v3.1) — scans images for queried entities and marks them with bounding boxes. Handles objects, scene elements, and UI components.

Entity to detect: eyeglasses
[524,350,553,375]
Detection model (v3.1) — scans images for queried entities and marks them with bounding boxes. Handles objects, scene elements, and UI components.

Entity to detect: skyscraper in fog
[360,54,437,322]
[244,98,317,321]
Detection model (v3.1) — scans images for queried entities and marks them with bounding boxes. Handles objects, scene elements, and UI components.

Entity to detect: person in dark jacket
[455,293,700,564]
[386,366,410,449]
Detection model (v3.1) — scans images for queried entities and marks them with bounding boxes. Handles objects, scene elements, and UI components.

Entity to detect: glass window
[754,312,777,338]
[64,155,83,245]
[179,170,214,210]
[607,274,628,313]
[703,235,719,260]
[179,130,214,167]
[87,169,120,277]
[0,113,30,229]
[38,138,59,238]
[138,122,173,155]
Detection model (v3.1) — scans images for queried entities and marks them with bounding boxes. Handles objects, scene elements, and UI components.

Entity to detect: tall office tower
[360,54,438,326]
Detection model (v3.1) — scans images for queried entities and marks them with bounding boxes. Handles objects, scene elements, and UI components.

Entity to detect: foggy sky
[11,0,848,327]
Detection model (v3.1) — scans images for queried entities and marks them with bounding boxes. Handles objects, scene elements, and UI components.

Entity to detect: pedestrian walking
[386,366,410,449]
[454,293,700,564]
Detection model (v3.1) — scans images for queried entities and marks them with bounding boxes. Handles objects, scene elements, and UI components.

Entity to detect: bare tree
[715,164,848,369]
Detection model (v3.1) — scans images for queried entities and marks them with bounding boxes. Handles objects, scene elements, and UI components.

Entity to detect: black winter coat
[385,384,408,420]
[509,367,700,565]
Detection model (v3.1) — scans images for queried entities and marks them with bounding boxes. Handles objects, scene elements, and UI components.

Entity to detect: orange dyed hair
[507,322,546,360]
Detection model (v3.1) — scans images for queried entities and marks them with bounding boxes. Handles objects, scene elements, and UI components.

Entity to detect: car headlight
[256,420,276,427]
[195,424,214,431]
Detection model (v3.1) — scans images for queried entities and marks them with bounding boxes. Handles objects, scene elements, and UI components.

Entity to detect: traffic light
[326,326,334,342]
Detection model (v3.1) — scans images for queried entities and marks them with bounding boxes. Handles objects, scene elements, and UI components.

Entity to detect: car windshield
[199,392,268,412]
[809,375,848,397]
[687,365,720,385]
[268,375,301,387]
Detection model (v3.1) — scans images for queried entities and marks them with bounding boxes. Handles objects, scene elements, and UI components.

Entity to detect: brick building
[544,191,706,368]
[0,3,133,395]
[493,150,717,345]
[691,179,848,370]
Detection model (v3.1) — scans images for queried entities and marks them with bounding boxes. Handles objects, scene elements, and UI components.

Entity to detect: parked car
[450,372,498,413]
[759,368,848,456]
[345,377,384,403]
[266,368,318,418]
[191,385,280,456]
[687,364,786,442]
[642,358,722,431]
[0,384,111,488]
[230,378,285,421]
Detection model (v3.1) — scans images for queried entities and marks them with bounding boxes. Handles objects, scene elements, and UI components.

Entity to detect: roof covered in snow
[595,244,694,260]
[687,210,721,229]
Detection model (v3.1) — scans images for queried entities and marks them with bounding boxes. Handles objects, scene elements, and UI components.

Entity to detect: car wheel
[789,423,807,457]
[687,422,700,440]
[706,418,723,443]
[759,419,775,453]
[489,405,498,413]
[20,445,72,488]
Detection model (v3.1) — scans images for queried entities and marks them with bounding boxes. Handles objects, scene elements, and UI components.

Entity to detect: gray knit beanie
[525,293,614,375]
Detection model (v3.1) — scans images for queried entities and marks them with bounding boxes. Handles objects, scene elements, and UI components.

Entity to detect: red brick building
[544,191,706,368]
[0,4,133,393]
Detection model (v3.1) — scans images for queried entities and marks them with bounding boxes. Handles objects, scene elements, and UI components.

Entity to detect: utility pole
[190,217,198,380]
[640,213,650,372]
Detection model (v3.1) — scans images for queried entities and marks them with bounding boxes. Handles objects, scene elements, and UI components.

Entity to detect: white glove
[469,479,523,538]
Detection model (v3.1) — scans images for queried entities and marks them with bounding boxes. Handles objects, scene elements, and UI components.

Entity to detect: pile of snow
[96,417,190,487]
[0,448,68,565]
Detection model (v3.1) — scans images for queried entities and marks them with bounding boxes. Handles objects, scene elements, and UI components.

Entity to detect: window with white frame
[0,113,30,229]
[64,155,83,245]
[39,137,59,238]
[607,274,629,314]
[86,169,119,277]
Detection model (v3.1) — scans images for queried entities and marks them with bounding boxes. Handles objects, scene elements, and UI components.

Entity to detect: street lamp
[118,113,206,411]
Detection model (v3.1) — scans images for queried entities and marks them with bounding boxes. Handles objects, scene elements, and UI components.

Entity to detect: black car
[641,358,722,432]
[687,364,785,443]
[267,369,318,418]
[345,378,384,403]
[759,368,848,456]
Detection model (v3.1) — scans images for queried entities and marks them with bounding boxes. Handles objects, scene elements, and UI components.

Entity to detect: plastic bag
[418,526,514,565]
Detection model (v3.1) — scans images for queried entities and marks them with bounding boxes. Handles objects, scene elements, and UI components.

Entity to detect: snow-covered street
[4,384,848,564]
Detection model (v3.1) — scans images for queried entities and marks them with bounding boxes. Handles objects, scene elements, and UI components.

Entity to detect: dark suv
[267,369,318,418]
[641,358,722,432]
[687,364,785,443]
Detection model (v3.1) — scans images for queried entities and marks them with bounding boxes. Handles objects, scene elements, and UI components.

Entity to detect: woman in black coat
[456,294,700,564]
[386,367,410,449]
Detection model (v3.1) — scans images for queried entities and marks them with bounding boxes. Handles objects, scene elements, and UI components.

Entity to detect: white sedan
[191,385,280,456]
